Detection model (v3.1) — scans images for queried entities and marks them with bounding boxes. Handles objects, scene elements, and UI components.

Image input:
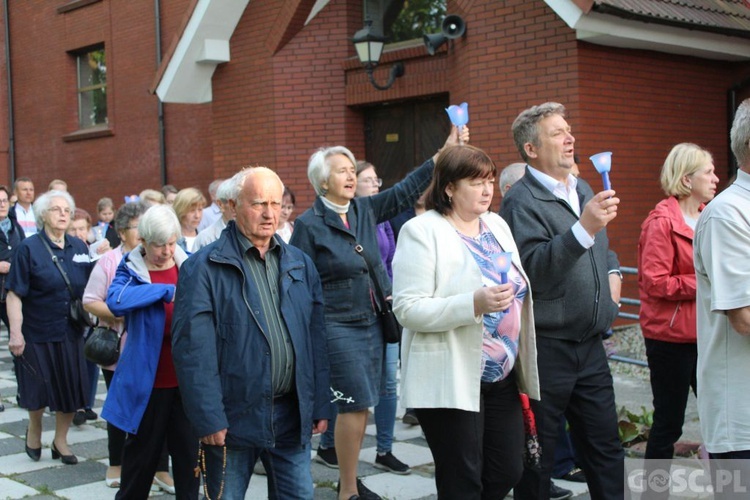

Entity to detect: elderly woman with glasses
[7,190,93,464]
[290,125,467,500]
[102,205,198,500]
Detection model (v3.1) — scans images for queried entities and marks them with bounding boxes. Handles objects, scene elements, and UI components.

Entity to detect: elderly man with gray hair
[694,98,750,496]
[192,178,234,251]
[172,167,331,499]
[197,178,225,232]
[499,162,527,197]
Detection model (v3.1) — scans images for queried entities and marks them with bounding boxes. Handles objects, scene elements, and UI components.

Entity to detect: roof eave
[545,0,750,62]
[154,0,250,104]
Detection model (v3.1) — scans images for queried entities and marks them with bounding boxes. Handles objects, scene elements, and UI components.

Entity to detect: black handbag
[39,235,94,330]
[354,244,402,344]
[84,325,121,365]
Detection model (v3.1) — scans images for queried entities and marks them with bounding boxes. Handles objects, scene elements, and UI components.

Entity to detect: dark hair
[0,185,9,199]
[425,145,497,215]
[161,184,178,195]
[283,186,296,205]
[114,201,148,233]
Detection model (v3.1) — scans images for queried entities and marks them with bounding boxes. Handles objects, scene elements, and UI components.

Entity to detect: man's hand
[201,429,227,447]
[580,190,619,237]
[727,306,750,336]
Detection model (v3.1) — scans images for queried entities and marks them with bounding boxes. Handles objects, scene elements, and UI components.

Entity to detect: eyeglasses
[126,225,139,230]
[48,206,72,215]
[360,177,383,187]
[0,199,9,205]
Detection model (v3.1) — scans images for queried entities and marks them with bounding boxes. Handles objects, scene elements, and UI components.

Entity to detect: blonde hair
[172,187,206,222]
[660,143,713,197]
[139,189,166,206]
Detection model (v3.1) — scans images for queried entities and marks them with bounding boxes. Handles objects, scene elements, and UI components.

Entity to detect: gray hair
[33,190,76,230]
[208,179,225,198]
[228,167,284,205]
[138,204,181,245]
[216,178,234,203]
[114,201,149,234]
[308,146,357,196]
[499,162,526,196]
[731,98,750,170]
[512,102,566,162]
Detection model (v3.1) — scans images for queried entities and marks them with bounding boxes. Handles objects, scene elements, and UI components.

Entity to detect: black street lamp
[352,20,404,91]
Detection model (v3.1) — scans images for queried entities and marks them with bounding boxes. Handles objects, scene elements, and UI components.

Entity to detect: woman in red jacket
[638,143,718,459]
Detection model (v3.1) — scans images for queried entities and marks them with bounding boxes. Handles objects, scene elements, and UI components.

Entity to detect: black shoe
[558,466,586,483]
[314,446,339,469]
[24,429,41,462]
[402,409,419,426]
[51,441,78,465]
[337,478,380,500]
[374,451,411,475]
[550,481,573,500]
[84,408,98,420]
[72,410,86,426]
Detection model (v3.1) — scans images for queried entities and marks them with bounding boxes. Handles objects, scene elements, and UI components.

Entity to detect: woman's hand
[473,283,514,316]
[96,240,111,255]
[434,126,471,162]
[9,330,25,357]
[0,261,10,274]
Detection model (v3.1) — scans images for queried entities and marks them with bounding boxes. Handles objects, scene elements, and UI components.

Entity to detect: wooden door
[364,95,450,188]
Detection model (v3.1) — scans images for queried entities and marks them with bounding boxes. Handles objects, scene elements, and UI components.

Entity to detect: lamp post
[352,20,404,91]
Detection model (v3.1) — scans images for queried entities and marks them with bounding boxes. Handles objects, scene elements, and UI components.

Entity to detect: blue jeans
[320,342,398,453]
[204,393,313,500]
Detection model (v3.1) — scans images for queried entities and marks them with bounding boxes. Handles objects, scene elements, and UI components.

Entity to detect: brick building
[1,0,750,304]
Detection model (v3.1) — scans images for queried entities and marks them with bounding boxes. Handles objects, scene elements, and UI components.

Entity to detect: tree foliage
[387,0,446,43]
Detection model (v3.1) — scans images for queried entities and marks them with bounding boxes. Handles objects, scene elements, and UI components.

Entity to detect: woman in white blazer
[392,145,540,500]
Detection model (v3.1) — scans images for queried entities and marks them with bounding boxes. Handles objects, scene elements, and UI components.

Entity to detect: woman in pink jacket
[638,143,718,459]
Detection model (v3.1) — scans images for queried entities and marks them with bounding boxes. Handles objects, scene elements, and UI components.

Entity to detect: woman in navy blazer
[290,125,466,500]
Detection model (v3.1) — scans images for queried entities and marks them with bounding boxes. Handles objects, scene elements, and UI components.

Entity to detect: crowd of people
[2,98,750,500]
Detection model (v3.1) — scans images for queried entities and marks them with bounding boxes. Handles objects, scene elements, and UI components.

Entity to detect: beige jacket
[392,210,540,412]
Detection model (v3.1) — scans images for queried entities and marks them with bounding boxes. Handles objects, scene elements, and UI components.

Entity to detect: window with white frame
[75,46,107,128]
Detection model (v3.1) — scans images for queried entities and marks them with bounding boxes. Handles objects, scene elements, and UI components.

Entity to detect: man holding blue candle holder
[500,102,625,500]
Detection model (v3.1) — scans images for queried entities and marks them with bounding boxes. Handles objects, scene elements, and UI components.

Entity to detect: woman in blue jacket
[103,205,198,500]
[290,125,466,500]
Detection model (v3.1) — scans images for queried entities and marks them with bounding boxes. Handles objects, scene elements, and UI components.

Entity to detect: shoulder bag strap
[39,234,77,300]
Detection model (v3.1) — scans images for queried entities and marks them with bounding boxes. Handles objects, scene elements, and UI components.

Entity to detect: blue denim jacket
[290,157,434,325]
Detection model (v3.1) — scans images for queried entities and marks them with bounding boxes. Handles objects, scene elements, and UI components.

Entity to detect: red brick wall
[3,0,212,215]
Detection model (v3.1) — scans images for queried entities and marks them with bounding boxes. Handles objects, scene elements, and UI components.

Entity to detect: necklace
[46,232,64,245]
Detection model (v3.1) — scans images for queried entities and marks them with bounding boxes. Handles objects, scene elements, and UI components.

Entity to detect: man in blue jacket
[172,166,331,499]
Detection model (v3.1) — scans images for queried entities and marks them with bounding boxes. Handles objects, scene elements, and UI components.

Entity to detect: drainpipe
[155,0,166,186]
[3,0,15,184]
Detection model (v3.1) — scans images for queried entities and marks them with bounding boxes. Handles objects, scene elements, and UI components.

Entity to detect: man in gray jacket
[500,102,624,500]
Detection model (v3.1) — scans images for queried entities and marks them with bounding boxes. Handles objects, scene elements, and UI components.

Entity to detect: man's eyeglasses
[360,178,383,187]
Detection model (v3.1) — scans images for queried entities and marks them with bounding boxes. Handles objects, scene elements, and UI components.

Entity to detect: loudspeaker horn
[441,14,466,39]
[423,33,448,56]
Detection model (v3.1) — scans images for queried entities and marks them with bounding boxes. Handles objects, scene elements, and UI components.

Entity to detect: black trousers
[115,387,199,500]
[644,338,697,459]
[514,335,624,500]
[415,375,524,500]
[101,369,169,471]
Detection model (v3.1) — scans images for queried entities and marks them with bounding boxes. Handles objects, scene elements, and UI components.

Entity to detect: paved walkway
[0,330,692,499]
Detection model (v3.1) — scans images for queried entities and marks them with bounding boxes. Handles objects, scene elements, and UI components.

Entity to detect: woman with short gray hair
[7,190,91,465]
[102,204,198,499]
[290,125,467,500]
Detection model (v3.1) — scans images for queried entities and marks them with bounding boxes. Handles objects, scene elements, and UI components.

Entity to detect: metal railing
[610,266,648,367]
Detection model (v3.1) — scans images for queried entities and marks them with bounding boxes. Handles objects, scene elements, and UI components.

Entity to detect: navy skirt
[14,331,88,413]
